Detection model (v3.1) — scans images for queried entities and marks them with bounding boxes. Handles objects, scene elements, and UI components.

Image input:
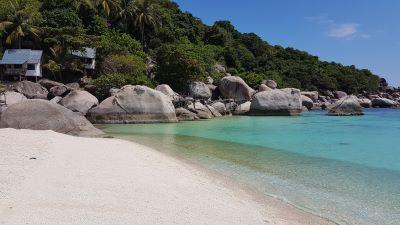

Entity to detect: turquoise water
[100,109,400,225]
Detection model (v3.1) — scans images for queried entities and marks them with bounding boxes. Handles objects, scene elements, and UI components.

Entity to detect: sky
[174,0,400,87]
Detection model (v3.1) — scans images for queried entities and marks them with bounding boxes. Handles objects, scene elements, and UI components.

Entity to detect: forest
[0,0,381,99]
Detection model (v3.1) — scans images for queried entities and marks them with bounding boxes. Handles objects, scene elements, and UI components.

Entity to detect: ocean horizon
[101,109,400,225]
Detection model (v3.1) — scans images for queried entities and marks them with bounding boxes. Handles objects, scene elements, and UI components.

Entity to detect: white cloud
[307,15,369,40]
[327,23,359,38]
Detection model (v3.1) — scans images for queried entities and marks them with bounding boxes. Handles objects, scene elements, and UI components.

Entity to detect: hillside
[0,0,380,96]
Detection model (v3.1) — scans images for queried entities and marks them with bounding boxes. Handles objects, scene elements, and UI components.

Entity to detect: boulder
[155,84,181,101]
[49,96,62,104]
[249,89,302,116]
[60,90,99,115]
[0,91,27,106]
[301,95,314,110]
[328,95,364,116]
[334,91,348,99]
[87,85,177,124]
[262,80,277,89]
[206,76,214,85]
[211,102,228,115]
[189,81,212,100]
[187,102,214,119]
[38,79,64,90]
[258,84,272,92]
[84,84,97,95]
[207,105,222,117]
[358,98,372,108]
[371,98,397,108]
[219,76,255,101]
[301,91,319,102]
[49,85,70,97]
[233,101,251,115]
[175,108,198,121]
[214,64,226,73]
[12,81,48,99]
[0,99,104,137]
[66,82,80,90]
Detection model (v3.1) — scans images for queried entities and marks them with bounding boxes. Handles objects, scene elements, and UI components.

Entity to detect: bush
[97,31,145,58]
[100,54,146,76]
[91,73,154,101]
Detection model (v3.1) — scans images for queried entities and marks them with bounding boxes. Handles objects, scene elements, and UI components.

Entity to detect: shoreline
[1,128,336,225]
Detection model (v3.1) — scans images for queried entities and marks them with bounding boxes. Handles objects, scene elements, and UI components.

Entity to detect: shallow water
[100,109,400,225]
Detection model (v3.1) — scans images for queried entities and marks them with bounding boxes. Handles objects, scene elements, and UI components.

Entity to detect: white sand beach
[0,129,334,225]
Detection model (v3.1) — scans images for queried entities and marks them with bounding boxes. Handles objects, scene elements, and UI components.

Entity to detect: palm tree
[86,0,121,17]
[118,0,134,32]
[130,0,160,47]
[0,0,40,49]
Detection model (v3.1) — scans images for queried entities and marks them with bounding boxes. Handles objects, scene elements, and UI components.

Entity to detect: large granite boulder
[301,95,314,110]
[334,91,348,99]
[49,85,70,98]
[328,95,364,116]
[189,81,212,100]
[155,84,181,101]
[87,85,177,124]
[219,76,255,102]
[258,84,272,92]
[12,81,48,99]
[175,108,198,121]
[249,89,302,116]
[0,91,27,106]
[38,79,64,90]
[358,98,372,108]
[371,98,397,108]
[60,90,99,115]
[187,102,214,119]
[262,80,277,89]
[0,99,104,137]
[233,101,251,115]
[211,102,228,115]
[301,91,319,102]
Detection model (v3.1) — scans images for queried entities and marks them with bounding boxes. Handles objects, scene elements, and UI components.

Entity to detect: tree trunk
[141,23,145,48]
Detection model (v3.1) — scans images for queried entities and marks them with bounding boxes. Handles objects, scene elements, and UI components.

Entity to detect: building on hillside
[0,49,43,81]
[71,47,96,72]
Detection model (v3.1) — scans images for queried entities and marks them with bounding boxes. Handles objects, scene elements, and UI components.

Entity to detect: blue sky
[174,0,400,86]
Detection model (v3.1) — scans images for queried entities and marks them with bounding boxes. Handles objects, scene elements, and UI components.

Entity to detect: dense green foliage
[0,0,381,96]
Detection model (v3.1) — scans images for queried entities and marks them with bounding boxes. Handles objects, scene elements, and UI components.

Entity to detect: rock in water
[371,98,397,108]
[175,108,198,121]
[249,89,302,116]
[60,90,99,115]
[301,95,314,110]
[301,91,319,102]
[358,98,372,108]
[219,76,255,101]
[233,101,251,115]
[189,81,212,100]
[12,81,48,99]
[87,85,177,124]
[0,99,104,137]
[211,102,228,115]
[328,95,364,116]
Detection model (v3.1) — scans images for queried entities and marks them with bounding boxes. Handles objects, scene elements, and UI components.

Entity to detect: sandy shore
[0,128,334,225]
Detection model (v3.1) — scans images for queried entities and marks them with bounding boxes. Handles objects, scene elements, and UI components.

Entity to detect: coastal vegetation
[0,0,381,97]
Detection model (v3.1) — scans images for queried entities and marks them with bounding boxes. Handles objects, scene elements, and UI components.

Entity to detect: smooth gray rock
[189,81,212,100]
[358,98,372,108]
[49,85,70,97]
[211,102,228,115]
[109,88,121,96]
[60,90,99,115]
[371,98,397,108]
[12,81,48,99]
[258,84,272,92]
[87,85,177,124]
[262,80,277,89]
[334,91,348,99]
[219,76,255,101]
[175,108,198,121]
[187,102,214,119]
[0,99,104,137]
[328,95,364,116]
[38,79,64,90]
[0,91,27,106]
[66,82,80,90]
[301,91,319,102]
[155,84,181,101]
[207,105,222,117]
[249,89,302,116]
[49,96,63,104]
[301,95,314,110]
[233,101,251,115]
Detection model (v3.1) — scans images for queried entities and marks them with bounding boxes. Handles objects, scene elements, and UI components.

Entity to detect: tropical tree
[86,0,121,17]
[130,0,160,47]
[0,0,40,48]
[117,0,134,32]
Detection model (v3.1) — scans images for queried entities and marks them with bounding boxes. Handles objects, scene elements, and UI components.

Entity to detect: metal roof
[71,47,96,59]
[0,49,43,65]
